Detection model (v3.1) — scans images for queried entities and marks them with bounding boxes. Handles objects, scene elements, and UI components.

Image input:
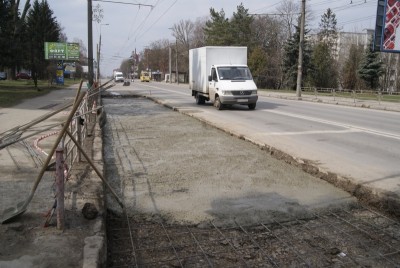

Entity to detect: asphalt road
[113,81,400,201]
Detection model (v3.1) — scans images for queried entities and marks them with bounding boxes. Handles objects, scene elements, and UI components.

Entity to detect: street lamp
[97,23,109,81]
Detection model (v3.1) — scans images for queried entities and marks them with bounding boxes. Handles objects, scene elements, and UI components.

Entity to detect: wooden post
[76,111,82,162]
[56,147,65,230]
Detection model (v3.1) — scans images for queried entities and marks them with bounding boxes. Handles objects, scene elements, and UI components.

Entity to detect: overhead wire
[250,2,281,14]
[337,15,376,27]
[111,0,158,60]
[312,0,375,13]
[114,0,165,56]
[102,0,180,71]
[308,0,377,30]
[134,0,178,42]
[113,0,179,59]
[127,5,141,38]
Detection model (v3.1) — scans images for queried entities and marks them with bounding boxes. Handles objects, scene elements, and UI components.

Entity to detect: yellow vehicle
[140,71,150,82]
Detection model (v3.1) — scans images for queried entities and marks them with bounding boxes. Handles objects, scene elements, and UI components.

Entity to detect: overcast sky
[23,0,378,76]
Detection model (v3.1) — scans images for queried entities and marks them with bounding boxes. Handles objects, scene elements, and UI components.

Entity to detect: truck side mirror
[208,75,212,82]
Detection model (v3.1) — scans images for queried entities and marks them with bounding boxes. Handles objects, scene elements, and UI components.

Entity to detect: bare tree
[172,19,194,49]
[191,17,207,48]
[276,0,316,38]
[150,39,170,75]
[276,0,299,39]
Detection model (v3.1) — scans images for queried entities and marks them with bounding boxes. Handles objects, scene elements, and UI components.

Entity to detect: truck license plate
[237,99,247,103]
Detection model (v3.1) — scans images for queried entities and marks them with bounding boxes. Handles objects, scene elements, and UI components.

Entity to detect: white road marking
[262,110,400,140]
[265,129,360,136]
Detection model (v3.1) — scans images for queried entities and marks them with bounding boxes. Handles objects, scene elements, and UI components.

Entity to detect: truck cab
[208,65,258,110]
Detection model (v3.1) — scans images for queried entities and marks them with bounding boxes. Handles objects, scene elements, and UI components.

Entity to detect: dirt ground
[100,95,400,266]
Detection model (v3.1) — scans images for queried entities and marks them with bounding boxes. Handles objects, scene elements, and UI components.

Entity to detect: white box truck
[113,71,124,82]
[189,46,258,110]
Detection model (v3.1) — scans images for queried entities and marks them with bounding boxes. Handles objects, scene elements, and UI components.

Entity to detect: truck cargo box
[189,46,247,93]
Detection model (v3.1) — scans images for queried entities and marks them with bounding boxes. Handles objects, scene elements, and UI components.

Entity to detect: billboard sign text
[44,42,80,60]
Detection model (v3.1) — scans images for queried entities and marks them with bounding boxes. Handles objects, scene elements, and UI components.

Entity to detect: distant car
[0,72,7,80]
[16,73,31,80]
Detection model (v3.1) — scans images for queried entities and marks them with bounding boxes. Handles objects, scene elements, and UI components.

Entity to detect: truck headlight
[221,90,231,95]
[252,90,257,95]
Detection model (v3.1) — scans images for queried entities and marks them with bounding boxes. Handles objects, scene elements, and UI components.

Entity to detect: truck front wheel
[214,96,223,110]
[248,103,256,110]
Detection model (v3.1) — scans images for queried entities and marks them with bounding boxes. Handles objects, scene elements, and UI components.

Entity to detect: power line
[123,0,163,49]
[93,0,154,8]
[250,13,301,16]
[250,2,281,14]
[134,0,178,41]
[337,14,375,26]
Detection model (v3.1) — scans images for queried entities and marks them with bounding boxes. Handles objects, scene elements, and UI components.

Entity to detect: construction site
[0,83,400,267]
[102,94,400,267]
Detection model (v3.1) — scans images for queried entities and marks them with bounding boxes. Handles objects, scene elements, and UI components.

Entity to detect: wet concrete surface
[102,94,356,225]
[102,92,400,267]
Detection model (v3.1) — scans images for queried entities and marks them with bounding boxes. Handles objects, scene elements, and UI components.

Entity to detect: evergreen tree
[283,23,312,89]
[204,8,231,45]
[0,0,31,78]
[248,46,268,88]
[318,8,338,44]
[318,8,338,50]
[26,0,61,86]
[310,42,338,88]
[230,3,253,47]
[204,4,254,47]
[309,8,339,89]
[358,41,384,89]
[0,0,13,71]
[341,44,363,90]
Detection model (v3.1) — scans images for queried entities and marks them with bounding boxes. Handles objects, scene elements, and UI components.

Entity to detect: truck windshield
[217,66,253,81]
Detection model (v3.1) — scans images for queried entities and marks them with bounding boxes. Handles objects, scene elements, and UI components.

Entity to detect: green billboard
[44,42,80,60]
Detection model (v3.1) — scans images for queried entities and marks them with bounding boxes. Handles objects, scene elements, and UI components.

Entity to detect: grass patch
[0,79,82,107]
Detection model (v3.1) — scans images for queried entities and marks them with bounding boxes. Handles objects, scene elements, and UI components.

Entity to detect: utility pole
[296,0,306,100]
[88,0,94,87]
[175,39,178,84]
[169,46,172,83]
